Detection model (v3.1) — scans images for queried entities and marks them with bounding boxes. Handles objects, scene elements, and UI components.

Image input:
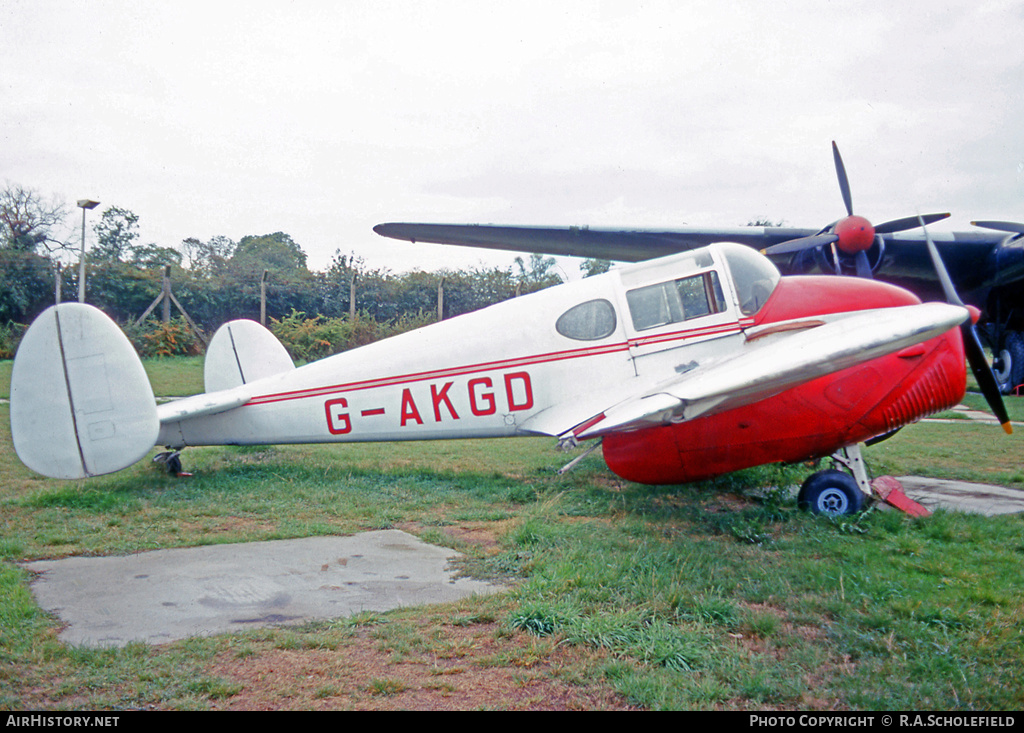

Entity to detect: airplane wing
[373,222,816,263]
[526,302,969,440]
[374,222,1008,291]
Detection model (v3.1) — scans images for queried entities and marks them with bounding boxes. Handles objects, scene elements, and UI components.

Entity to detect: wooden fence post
[260,269,269,326]
[135,267,208,346]
[161,266,171,323]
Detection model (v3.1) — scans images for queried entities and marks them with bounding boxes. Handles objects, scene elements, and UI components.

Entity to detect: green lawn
[0,357,1022,710]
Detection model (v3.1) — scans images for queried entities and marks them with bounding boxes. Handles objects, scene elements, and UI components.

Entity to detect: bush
[269,310,349,362]
[126,317,204,357]
[270,309,436,362]
[0,321,26,359]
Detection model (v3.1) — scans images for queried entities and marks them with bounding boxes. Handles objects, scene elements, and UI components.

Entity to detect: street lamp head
[77,199,100,210]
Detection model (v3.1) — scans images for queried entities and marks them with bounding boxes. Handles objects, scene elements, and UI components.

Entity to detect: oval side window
[556,299,617,341]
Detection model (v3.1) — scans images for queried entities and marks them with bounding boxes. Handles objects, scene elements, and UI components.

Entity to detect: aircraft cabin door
[617,259,744,377]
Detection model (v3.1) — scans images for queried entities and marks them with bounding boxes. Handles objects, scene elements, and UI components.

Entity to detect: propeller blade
[762,233,838,256]
[854,250,872,278]
[971,220,1024,235]
[832,141,854,217]
[874,212,951,234]
[963,323,1013,434]
[921,217,1012,434]
[920,217,964,308]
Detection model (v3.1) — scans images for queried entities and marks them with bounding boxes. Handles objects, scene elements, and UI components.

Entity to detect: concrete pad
[22,530,503,648]
[896,476,1024,517]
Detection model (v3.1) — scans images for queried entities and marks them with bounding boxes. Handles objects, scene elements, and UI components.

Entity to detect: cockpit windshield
[717,243,781,315]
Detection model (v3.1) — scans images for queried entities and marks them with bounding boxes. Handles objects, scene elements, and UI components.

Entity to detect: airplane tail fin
[203,319,295,392]
[10,303,159,479]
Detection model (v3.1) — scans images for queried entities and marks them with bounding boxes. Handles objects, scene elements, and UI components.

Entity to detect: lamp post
[77,199,100,303]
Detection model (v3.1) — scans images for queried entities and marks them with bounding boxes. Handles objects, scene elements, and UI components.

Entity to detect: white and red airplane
[9,230,1007,516]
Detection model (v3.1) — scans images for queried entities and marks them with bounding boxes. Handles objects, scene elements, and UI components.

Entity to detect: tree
[580,258,612,277]
[129,243,183,269]
[317,249,361,317]
[0,184,67,321]
[0,183,69,254]
[216,232,317,324]
[514,253,562,293]
[83,262,162,323]
[91,206,140,262]
[436,266,520,317]
[0,249,56,322]
[181,235,235,275]
[233,232,307,272]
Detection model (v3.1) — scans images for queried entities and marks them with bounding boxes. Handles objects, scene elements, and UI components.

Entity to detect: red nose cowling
[602,277,966,485]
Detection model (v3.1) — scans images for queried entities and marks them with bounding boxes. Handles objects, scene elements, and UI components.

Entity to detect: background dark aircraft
[375,144,1024,394]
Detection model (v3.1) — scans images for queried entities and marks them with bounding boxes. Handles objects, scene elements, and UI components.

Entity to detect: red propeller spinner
[833,214,875,255]
[763,141,949,277]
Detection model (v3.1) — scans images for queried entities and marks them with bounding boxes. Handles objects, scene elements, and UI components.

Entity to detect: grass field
[1,357,1023,710]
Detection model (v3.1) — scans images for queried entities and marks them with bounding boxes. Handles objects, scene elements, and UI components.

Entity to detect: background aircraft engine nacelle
[984,238,1024,319]
[601,328,966,486]
[795,233,886,278]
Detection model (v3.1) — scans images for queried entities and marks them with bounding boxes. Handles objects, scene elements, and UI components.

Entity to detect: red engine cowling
[602,277,967,485]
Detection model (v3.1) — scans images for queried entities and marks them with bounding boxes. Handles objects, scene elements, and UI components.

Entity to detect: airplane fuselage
[158,243,967,486]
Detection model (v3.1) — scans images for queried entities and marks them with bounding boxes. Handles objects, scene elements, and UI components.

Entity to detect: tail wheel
[798,469,865,516]
[153,450,184,476]
[165,453,183,476]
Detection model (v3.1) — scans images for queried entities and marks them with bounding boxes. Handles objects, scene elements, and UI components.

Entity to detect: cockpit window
[626,271,727,331]
[719,244,781,315]
[556,299,617,341]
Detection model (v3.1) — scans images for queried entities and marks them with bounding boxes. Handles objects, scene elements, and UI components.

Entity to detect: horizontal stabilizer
[10,304,159,479]
[204,319,295,392]
[156,386,252,423]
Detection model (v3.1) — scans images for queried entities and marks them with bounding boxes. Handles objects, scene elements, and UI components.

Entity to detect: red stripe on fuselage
[244,320,746,408]
[627,321,746,349]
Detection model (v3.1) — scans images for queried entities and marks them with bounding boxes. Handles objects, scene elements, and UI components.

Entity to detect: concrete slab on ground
[896,476,1024,516]
[22,530,502,648]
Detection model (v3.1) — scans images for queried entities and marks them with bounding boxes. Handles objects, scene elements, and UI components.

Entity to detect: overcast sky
[3,0,1023,276]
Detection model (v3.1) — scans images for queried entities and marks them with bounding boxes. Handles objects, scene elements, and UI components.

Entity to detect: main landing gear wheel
[798,469,865,516]
[993,331,1024,395]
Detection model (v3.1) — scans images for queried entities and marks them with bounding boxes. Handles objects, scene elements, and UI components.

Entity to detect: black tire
[993,331,1024,395]
[798,470,865,516]
[165,453,183,475]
